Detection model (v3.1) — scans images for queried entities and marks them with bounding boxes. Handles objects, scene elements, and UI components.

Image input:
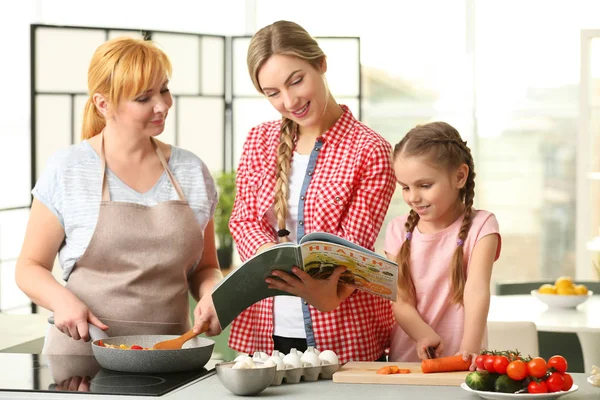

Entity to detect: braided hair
[392,122,476,305]
[246,21,327,243]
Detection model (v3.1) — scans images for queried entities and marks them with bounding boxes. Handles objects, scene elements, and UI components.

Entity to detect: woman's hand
[265,266,353,312]
[416,334,443,360]
[456,349,478,371]
[53,294,108,342]
[193,293,222,336]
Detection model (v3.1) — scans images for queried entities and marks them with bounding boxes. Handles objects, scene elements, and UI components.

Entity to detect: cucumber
[465,371,496,391]
[494,374,524,393]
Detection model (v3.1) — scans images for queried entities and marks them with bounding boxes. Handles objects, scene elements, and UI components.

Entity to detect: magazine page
[299,231,387,261]
[299,240,397,301]
[211,245,300,329]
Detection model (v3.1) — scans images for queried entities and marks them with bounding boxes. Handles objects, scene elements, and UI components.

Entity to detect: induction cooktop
[0,353,216,396]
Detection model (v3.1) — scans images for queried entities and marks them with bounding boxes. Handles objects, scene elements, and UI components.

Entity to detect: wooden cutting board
[332,362,469,386]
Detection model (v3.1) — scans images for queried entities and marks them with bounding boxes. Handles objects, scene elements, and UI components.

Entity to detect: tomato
[548,355,568,373]
[546,372,564,392]
[528,380,548,394]
[527,357,548,378]
[475,355,486,370]
[484,355,496,373]
[561,373,573,391]
[493,356,510,375]
[506,360,527,381]
[97,340,104,347]
[131,345,143,350]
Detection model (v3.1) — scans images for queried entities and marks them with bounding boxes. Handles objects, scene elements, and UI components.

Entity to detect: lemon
[556,285,576,295]
[574,284,589,295]
[555,276,574,289]
[538,284,557,294]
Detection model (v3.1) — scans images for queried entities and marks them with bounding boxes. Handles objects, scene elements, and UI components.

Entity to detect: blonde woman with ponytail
[16,37,222,356]
[228,21,396,363]
[384,122,501,368]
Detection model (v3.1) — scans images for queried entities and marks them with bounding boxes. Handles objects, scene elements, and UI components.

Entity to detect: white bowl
[531,290,593,308]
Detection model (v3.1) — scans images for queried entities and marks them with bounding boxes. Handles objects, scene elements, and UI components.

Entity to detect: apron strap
[100,131,110,202]
[99,132,187,202]
[152,138,186,202]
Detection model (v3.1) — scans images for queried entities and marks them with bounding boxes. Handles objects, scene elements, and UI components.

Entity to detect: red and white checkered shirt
[228,106,396,363]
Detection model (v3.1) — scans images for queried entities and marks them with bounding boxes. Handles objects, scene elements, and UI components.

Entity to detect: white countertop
[488,294,600,333]
[0,371,598,399]
[0,313,48,350]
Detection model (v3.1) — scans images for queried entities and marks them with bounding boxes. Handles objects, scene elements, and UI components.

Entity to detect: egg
[305,346,321,356]
[252,351,270,362]
[300,351,321,367]
[232,358,256,369]
[271,350,284,360]
[267,355,285,370]
[318,350,339,365]
[234,354,252,362]
[282,352,302,369]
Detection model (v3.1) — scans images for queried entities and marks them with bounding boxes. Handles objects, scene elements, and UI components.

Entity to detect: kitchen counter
[0,313,48,352]
[0,370,597,399]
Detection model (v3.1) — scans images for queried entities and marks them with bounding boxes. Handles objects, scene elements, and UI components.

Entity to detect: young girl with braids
[384,122,501,367]
[228,20,396,362]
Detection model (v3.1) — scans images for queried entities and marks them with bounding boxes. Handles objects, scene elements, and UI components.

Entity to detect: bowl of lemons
[531,276,593,308]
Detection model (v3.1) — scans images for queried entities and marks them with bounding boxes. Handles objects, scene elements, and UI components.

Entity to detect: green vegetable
[494,374,524,393]
[465,371,497,391]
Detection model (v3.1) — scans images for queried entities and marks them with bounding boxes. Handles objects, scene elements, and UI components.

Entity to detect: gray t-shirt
[32,140,218,281]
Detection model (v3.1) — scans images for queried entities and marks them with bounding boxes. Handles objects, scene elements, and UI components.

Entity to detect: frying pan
[48,316,214,374]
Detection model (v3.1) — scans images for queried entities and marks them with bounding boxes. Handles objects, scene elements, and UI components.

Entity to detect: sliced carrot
[376,365,412,375]
[421,355,471,373]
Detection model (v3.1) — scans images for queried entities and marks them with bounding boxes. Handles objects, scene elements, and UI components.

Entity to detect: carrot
[388,365,400,373]
[376,365,412,375]
[421,355,471,373]
[377,366,393,374]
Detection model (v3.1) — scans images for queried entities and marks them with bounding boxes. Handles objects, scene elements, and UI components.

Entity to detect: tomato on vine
[506,360,527,381]
[527,357,548,379]
[546,372,565,393]
[484,355,496,373]
[562,373,573,391]
[528,380,548,394]
[493,356,510,375]
[548,355,568,373]
[475,354,486,370]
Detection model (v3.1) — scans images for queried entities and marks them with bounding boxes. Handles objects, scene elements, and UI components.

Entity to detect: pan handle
[47,315,109,341]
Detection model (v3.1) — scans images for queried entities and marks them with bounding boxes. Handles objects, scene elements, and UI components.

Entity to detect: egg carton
[270,363,340,385]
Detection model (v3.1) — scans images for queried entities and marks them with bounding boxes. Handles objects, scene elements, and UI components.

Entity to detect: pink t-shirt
[384,209,501,362]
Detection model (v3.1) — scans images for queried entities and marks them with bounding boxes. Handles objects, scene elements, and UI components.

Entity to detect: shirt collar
[315,104,356,149]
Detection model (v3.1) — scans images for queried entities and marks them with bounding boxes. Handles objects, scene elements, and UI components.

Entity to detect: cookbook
[211,232,398,329]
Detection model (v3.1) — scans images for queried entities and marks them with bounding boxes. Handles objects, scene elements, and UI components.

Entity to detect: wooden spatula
[152,322,210,350]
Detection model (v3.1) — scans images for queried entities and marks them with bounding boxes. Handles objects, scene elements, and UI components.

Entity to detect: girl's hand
[53,295,108,342]
[265,266,352,312]
[193,293,222,336]
[416,335,443,360]
[456,349,478,371]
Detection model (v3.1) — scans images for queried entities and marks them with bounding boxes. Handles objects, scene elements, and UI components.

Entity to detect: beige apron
[44,134,204,356]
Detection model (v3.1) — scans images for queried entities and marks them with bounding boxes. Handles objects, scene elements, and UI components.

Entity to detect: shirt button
[300,195,305,200]
[307,171,313,176]
[315,147,320,151]
[335,196,341,202]
[299,220,304,226]
[305,323,312,330]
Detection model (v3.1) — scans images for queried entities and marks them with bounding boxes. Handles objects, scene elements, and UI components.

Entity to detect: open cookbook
[211,232,398,329]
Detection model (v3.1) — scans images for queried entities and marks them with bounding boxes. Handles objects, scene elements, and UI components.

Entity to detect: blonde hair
[247,21,326,242]
[392,122,476,305]
[81,37,172,140]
